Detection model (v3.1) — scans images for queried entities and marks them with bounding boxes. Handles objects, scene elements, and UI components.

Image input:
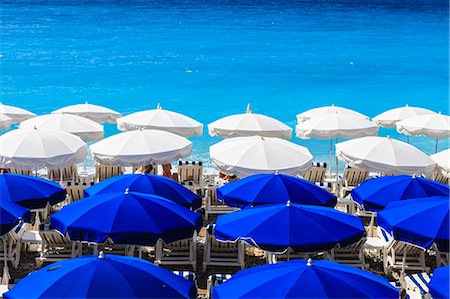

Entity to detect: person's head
[143,164,153,173]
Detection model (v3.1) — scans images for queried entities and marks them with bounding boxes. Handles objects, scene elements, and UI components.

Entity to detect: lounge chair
[48,165,79,183]
[339,167,369,198]
[434,244,449,267]
[0,222,26,269]
[35,230,81,267]
[65,180,94,203]
[266,249,323,264]
[383,240,429,276]
[429,168,449,185]
[178,161,203,188]
[364,226,393,259]
[8,168,33,176]
[303,162,327,184]
[154,235,197,271]
[326,238,368,269]
[404,272,431,299]
[204,186,237,221]
[202,228,245,272]
[94,164,123,182]
[207,274,232,299]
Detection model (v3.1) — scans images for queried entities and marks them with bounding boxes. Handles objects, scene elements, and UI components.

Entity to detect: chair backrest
[343,167,369,187]
[336,238,366,252]
[95,164,123,182]
[178,161,203,183]
[206,187,221,207]
[390,240,425,256]
[66,181,93,202]
[9,168,33,176]
[429,169,449,185]
[206,229,241,257]
[48,165,79,182]
[303,162,327,183]
[132,165,158,175]
[39,230,72,247]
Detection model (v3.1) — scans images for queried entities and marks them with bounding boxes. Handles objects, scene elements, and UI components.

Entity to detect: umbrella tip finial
[275,170,279,175]
[246,103,252,114]
[98,251,105,259]
[33,125,37,130]
[307,258,312,266]
[286,200,291,207]
[157,103,162,110]
[125,188,129,194]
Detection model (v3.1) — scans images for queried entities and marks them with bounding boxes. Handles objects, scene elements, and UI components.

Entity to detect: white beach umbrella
[431,149,450,177]
[0,103,36,123]
[0,128,87,170]
[19,114,104,142]
[296,105,369,123]
[336,136,436,176]
[116,104,203,137]
[396,113,450,152]
[52,102,122,124]
[90,129,192,166]
[0,114,12,131]
[372,105,435,128]
[209,136,313,177]
[208,104,292,139]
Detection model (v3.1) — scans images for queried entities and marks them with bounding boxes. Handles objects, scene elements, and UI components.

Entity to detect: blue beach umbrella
[352,175,449,211]
[216,173,336,209]
[428,266,449,299]
[4,253,196,298]
[50,191,203,246]
[84,174,201,209]
[212,259,398,299]
[0,197,30,236]
[0,173,66,209]
[377,196,449,251]
[214,203,365,252]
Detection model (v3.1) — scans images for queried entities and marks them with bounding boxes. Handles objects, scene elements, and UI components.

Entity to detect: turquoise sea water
[1,0,449,170]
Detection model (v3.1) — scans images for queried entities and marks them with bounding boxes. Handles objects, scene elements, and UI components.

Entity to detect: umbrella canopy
[396,113,450,139]
[208,104,292,139]
[296,105,369,123]
[51,191,203,246]
[84,174,202,210]
[214,203,364,252]
[4,253,196,299]
[216,173,336,209]
[0,197,30,237]
[352,175,449,212]
[117,104,203,137]
[377,196,449,251]
[0,114,12,131]
[210,136,313,177]
[372,105,435,128]
[295,113,378,140]
[0,128,87,170]
[428,266,449,299]
[90,129,192,166]
[0,103,35,123]
[213,259,398,299]
[0,173,66,209]
[336,136,436,176]
[52,102,122,124]
[431,148,450,177]
[19,113,104,141]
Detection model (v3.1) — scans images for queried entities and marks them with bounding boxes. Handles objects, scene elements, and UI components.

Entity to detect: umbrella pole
[435,138,439,153]
[335,138,339,190]
[1,238,10,285]
[329,140,333,176]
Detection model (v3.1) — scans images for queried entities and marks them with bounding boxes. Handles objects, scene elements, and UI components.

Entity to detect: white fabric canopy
[19,113,104,141]
[431,149,450,177]
[0,103,36,123]
[0,128,87,170]
[296,105,368,122]
[116,104,203,137]
[52,102,122,124]
[336,136,436,176]
[295,113,378,139]
[372,105,435,128]
[208,104,292,139]
[90,129,192,166]
[210,136,313,177]
[396,113,450,138]
[0,114,12,130]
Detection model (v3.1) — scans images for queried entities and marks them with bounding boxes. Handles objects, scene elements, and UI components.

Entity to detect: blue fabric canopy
[0,197,30,236]
[377,196,449,251]
[216,173,336,209]
[84,174,201,209]
[428,266,449,299]
[4,254,196,298]
[212,259,398,299]
[352,175,449,212]
[50,191,203,246]
[0,173,66,209]
[214,203,365,252]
